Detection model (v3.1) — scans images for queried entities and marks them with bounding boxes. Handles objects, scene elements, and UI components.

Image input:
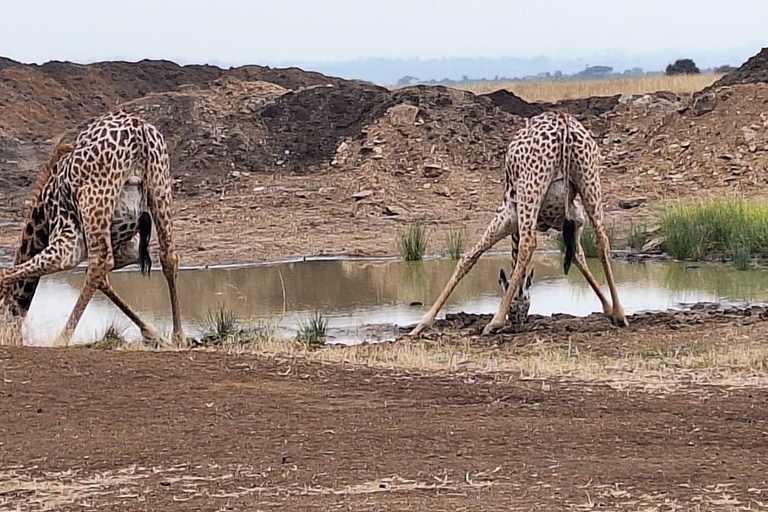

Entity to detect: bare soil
[1,346,768,511]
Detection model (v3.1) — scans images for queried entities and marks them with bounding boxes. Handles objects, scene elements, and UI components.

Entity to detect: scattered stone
[641,237,665,254]
[618,197,647,209]
[352,190,374,200]
[388,104,420,127]
[423,163,444,178]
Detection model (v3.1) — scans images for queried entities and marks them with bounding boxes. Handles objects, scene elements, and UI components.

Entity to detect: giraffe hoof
[609,313,629,327]
[409,323,430,337]
[141,327,169,348]
[482,320,505,336]
[172,331,186,347]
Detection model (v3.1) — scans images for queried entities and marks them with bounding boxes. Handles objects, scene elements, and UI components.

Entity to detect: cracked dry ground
[1,347,768,511]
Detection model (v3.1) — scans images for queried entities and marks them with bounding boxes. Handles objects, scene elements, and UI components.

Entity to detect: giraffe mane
[25,143,75,216]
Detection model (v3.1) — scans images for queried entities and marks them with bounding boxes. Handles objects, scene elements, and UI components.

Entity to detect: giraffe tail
[559,112,575,276]
[138,211,152,277]
[562,219,576,275]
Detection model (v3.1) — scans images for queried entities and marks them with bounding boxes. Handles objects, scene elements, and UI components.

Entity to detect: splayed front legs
[409,203,517,336]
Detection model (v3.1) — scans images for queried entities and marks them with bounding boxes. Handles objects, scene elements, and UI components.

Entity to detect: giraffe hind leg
[570,221,613,316]
[144,139,185,346]
[578,183,628,327]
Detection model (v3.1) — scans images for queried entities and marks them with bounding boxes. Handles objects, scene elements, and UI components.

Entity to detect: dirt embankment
[1,50,768,265]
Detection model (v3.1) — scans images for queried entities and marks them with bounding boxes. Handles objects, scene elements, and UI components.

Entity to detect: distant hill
[265,45,767,85]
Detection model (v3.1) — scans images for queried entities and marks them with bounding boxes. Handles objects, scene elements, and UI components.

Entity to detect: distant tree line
[396,59,736,87]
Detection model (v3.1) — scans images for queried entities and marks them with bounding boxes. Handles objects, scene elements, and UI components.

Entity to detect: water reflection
[16,254,768,346]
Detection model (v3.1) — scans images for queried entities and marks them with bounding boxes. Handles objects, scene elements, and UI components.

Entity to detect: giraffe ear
[498,268,509,290]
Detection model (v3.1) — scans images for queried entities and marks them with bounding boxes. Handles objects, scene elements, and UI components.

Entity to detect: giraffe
[0,110,184,346]
[2,144,152,317]
[410,111,627,336]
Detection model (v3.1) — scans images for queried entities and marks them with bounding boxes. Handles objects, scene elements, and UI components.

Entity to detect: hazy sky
[2,0,767,65]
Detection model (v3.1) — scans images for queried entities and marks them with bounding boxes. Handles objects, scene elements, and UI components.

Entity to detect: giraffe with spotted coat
[0,110,184,346]
[410,111,627,336]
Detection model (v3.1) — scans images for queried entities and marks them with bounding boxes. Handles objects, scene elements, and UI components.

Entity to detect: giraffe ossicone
[0,110,184,347]
[410,111,628,337]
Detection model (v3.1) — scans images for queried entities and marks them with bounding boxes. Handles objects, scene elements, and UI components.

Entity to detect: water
[14,253,768,346]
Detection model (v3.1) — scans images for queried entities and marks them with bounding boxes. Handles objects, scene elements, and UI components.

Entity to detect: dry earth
[2,334,768,511]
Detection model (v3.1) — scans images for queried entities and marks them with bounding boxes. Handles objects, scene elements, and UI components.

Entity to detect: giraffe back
[504,111,600,232]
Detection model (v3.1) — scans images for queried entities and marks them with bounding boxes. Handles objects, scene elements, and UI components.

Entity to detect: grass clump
[555,223,614,258]
[199,306,251,346]
[85,325,126,349]
[445,228,467,260]
[660,199,768,266]
[398,223,429,261]
[627,222,647,251]
[297,310,328,346]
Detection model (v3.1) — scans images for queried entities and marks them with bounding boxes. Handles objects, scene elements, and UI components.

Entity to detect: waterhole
[13,253,768,346]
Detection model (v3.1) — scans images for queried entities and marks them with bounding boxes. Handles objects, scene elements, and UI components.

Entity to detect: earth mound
[712,47,768,88]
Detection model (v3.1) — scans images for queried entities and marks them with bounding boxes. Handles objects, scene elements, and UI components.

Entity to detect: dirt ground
[1,343,768,511]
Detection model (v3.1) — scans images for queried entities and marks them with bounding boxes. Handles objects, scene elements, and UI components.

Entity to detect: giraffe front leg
[483,230,536,335]
[97,278,169,347]
[409,203,516,337]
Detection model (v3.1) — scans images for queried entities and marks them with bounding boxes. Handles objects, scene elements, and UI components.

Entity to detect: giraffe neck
[5,202,50,316]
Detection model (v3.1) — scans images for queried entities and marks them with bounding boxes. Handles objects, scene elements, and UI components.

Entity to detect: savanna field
[3,49,768,510]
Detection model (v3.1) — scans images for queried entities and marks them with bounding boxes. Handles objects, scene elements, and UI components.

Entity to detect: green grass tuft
[200,306,247,345]
[660,199,768,267]
[445,228,467,260]
[730,242,753,271]
[398,223,429,261]
[297,310,328,346]
[627,222,647,251]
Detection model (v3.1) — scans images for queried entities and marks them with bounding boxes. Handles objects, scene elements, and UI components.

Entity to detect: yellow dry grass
[0,312,22,347]
[175,319,768,393]
[454,74,723,103]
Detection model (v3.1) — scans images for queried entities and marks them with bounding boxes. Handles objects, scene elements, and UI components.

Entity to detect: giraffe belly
[111,177,144,249]
[537,179,568,231]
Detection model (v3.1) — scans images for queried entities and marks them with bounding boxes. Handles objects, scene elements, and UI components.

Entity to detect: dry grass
[455,74,722,102]
[166,318,768,393]
[0,312,22,347]
[2,463,763,511]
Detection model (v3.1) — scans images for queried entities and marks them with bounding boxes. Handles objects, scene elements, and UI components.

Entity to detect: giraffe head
[498,266,534,327]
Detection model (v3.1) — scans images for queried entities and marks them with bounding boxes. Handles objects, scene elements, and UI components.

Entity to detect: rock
[641,236,665,254]
[388,104,420,127]
[352,190,374,200]
[618,197,647,209]
[423,163,444,178]
[383,205,407,216]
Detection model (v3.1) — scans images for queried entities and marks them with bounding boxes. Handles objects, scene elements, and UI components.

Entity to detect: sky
[1,0,767,73]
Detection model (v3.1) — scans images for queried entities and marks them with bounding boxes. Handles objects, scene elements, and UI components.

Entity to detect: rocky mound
[481,89,545,117]
[0,57,347,141]
[712,47,768,88]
